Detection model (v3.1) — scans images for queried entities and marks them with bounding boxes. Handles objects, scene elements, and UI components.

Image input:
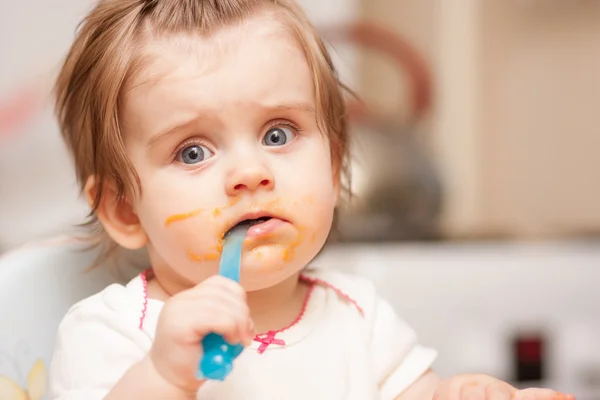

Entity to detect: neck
[246,272,307,333]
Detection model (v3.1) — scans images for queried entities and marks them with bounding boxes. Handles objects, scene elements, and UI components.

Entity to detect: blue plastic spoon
[197,224,248,381]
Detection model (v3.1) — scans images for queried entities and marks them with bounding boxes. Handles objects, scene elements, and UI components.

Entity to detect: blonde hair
[55,0,351,262]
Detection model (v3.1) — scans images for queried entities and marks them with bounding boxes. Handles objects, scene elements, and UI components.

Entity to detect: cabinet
[359,0,600,239]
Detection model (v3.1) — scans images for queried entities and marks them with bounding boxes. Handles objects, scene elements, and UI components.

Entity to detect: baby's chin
[237,245,312,290]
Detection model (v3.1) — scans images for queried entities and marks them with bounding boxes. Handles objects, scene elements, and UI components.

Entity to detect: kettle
[322,22,443,241]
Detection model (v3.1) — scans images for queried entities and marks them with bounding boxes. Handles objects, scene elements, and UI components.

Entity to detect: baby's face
[119,13,338,291]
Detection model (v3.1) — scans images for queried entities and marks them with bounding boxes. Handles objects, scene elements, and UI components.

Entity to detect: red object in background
[517,336,543,363]
[0,87,40,139]
[513,332,546,382]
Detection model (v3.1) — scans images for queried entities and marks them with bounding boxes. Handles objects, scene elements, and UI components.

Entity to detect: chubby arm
[49,307,187,400]
[396,372,575,400]
[51,276,252,399]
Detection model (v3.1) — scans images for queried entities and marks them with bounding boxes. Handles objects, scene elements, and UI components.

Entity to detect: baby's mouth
[224,216,273,238]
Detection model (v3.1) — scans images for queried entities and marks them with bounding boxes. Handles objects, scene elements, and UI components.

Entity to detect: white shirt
[50,269,436,399]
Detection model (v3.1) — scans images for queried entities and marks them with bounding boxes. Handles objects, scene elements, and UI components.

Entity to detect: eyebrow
[146,102,316,148]
[147,117,199,148]
[271,102,316,115]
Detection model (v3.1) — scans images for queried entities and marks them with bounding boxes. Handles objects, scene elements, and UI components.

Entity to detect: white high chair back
[0,237,143,399]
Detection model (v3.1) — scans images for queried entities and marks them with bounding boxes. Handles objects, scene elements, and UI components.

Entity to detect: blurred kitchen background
[1,0,600,397]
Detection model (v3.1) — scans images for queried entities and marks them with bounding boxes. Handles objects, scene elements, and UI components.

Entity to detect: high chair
[0,236,144,398]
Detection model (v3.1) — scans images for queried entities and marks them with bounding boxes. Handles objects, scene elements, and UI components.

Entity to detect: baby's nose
[226,164,274,195]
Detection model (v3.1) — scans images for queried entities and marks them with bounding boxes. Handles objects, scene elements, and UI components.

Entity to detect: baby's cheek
[185,237,224,263]
[174,221,221,258]
[289,212,333,263]
[143,210,219,264]
[304,197,335,232]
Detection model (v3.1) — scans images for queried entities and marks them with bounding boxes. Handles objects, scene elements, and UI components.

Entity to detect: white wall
[0,0,96,252]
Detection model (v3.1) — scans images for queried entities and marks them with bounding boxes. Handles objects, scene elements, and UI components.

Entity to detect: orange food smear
[187,240,224,262]
[256,232,275,241]
[282,234,302,262]
[212,208,221,217]
[165,208,202,226]
[187,248,204,262]
[203,253,220,261]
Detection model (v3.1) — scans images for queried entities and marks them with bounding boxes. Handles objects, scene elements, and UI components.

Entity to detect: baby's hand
[433,374,574,400]
[148,276,253,394]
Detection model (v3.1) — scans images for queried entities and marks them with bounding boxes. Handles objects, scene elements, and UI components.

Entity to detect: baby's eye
[262,126,296,146]
[177,144,214,165]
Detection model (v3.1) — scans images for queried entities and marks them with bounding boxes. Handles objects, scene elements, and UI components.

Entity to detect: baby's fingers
[195,304,253,346]
[460,380,514,400]
[515,389,575,400]
[484,381,515,400]
[434,376,515,400]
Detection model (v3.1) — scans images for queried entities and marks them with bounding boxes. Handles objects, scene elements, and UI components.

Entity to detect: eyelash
[171,119,302,162]
[266,119,302,136]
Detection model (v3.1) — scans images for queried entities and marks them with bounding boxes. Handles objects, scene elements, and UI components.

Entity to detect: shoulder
[57,274,150,344]
[51,275,151,397]
[301,268,420,344]
[303,270,437,398]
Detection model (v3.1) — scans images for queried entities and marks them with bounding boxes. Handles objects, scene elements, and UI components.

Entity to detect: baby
[50,0,573,399]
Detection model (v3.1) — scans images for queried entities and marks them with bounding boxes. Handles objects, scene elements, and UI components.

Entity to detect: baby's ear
[84,176,148,250]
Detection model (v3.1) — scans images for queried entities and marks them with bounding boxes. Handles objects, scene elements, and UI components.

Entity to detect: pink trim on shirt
[254,281,316,354]
[299,273,365,316]
[138,270,150,330]
[136,271,365,349]
[252,273,365,354]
